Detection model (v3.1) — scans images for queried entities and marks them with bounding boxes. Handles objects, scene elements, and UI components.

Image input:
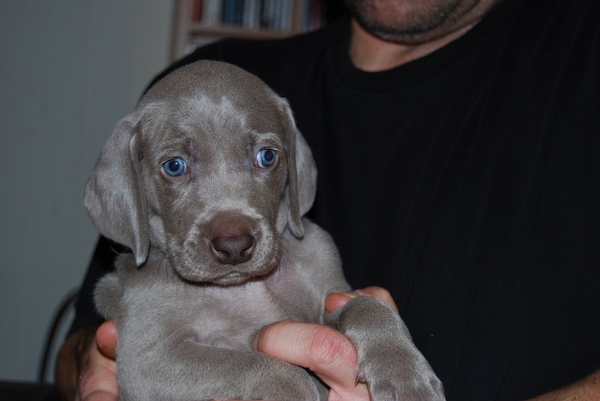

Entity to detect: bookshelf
[171,0,331,60]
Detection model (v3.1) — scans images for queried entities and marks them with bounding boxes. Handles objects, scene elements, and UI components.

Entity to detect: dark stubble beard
[344,0,490,44]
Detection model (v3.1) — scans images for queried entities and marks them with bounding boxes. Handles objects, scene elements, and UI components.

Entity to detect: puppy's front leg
[326,296,446,401]
[118,341,320,401]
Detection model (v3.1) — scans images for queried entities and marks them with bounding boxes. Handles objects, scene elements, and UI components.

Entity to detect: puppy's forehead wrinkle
[185,95,249,129]
[141,95,247,135]
[176,94,281,137]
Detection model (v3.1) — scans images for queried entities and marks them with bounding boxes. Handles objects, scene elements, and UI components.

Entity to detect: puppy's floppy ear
[278,99,317,238]
[84,113,149,265]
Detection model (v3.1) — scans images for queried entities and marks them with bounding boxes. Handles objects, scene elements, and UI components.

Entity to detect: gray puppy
[85,60,445,401]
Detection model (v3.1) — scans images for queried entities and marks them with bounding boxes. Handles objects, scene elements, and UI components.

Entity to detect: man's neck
[349,19,476,72]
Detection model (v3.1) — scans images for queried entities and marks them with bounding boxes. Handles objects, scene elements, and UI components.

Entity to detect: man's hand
[55,322,118,401]
[526,370,600,401]
[56,290,600,401]
[77,321,118,401]
[253,287,397,401]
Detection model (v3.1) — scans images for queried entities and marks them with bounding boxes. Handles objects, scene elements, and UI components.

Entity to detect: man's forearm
[527,370,600,401]
[55,327,97,401]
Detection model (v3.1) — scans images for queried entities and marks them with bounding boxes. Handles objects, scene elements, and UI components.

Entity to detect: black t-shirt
[71,0,600,399]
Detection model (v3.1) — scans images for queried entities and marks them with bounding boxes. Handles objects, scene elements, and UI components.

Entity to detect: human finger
[95,320,117,359]
[76,322,119,401]
[255,320,370,400]
[325,286,398,313]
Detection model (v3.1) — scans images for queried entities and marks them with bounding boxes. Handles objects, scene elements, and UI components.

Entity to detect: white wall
[0,0,175,382]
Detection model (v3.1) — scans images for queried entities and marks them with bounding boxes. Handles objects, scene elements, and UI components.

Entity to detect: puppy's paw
[358,353,445,401]
[367,374,445,401]
[333,296,445,401]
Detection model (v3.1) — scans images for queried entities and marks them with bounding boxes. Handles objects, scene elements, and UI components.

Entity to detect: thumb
[95,321,118,359]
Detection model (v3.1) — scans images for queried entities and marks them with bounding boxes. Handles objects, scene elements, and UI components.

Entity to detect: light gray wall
[0,0,175,382]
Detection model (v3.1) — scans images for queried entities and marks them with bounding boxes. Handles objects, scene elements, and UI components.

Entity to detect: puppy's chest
[186,282,291,350]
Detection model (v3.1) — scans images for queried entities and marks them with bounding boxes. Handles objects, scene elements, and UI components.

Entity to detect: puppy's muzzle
[211,234,255,265]
[206,212,260,266]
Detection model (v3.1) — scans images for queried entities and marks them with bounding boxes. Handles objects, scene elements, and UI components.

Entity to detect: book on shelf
[190,0,326,33]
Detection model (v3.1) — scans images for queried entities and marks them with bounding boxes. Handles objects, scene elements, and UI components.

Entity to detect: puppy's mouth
[172,250,281,286]
[212,270,263,286]
[178,261,278,286]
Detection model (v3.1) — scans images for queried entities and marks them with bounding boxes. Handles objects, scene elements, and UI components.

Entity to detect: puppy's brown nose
[211,234,254,265]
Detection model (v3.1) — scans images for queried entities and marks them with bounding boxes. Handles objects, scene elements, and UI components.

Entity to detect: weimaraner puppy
[85,60,445,401]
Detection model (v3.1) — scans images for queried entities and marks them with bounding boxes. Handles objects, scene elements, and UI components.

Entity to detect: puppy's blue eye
[162,157,187,177]
[256,149,278,169]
